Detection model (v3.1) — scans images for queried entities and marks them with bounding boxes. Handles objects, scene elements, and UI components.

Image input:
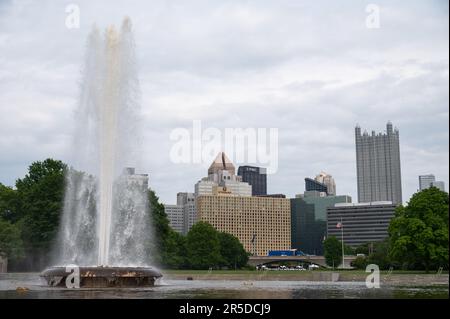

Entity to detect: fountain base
[40,266,162,288]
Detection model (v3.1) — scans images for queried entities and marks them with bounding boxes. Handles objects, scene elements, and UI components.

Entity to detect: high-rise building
[419,175,446,192]
[177,192,197,234]
[327,201,396,247]
[355,122,402,204]
[195,152,252,197]
[305,178,328,194]
[431,181,446,192]
[291,191,352,255]
[237,166,267,196]
[315,172,336,196]
[165,192,197,235]
[164,204,184,234]
[305,172,336,196]
[419,174,436,190]
[197,195,291,256]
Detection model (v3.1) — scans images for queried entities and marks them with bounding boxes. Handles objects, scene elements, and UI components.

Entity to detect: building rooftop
[333,201,393,207]
[208,152,235,175]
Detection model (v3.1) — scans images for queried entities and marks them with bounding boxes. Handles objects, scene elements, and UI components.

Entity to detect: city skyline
[0,0,448,205]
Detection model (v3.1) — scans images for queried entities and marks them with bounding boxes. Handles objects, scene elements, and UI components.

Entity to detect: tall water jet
[41,18,161,287]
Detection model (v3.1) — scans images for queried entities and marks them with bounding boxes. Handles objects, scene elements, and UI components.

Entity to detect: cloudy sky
[0,0,448,204]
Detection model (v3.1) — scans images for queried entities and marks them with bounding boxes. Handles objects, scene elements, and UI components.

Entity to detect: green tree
[0,218,24,260]
[0,183,19,222]
[186,222,221,269]
[351,256,368,270]
[147,190,190,268]
[344,244,355,255]
[147,189,171,265]
[389,187,449,272]
[163,230,188,269]
[323,236,342,268]
[367,239,392,270]
[354,243,369,256]
[218,232,249,269]
[15,159,67,269]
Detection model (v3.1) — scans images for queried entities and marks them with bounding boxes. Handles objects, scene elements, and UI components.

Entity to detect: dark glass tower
[237,166,267,196]
[305,178,328,194]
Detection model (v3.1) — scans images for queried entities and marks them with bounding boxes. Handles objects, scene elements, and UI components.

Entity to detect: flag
[336,222,342,228]
[251,233,257,243]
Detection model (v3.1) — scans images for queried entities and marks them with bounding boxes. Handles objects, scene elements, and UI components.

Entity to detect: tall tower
[315,172,336,196]
[237,166,267,196]
[355,122,402,204]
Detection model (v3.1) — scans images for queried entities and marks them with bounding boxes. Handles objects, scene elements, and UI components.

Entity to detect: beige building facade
[196,195,291,256]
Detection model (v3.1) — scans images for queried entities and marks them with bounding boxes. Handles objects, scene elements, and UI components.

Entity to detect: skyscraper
[355,122,402,204]
[164,204,184,234]
[419,174,436,190]
[315,172,336,196]
[305,178,328,194]
[197,195,291,256]
[177,192,197,234]
[305,172,336,196]
[195,152,252,197]
[237,166,267,196]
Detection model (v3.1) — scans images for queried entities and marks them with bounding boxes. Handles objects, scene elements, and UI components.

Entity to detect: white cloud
[0,0,448,204]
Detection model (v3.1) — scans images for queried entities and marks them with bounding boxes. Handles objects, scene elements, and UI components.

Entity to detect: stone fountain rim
[40,266,163,278]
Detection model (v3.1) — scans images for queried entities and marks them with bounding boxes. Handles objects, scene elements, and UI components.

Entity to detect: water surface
[0,273,447,299]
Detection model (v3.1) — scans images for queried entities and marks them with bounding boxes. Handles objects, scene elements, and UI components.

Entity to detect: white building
[195,152,252,197]
[315,171,336,196]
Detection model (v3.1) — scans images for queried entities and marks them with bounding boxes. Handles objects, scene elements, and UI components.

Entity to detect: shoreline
[162,271,449,286]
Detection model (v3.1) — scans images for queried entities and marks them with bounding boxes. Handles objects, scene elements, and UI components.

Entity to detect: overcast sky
[0,0,448,204]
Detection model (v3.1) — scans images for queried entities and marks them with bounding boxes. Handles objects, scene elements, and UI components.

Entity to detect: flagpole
[341,217,345,269]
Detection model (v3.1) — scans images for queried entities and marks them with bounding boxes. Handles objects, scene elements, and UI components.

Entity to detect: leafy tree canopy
[323,236,342,268]
[0,218,24,260]
[218,232,249,269]
[389,187,449,271]
[186,222,221,269]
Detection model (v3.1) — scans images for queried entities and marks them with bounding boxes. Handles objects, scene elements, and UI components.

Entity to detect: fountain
[41,18,162,287]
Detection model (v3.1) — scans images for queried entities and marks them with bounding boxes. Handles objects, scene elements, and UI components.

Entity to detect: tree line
[323,187,449,272]
[0,159,248,271]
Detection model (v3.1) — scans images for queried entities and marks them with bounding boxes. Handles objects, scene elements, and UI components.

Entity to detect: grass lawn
[162,269,448,275]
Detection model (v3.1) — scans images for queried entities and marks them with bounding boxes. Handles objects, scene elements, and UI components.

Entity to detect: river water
[0,273,447,299]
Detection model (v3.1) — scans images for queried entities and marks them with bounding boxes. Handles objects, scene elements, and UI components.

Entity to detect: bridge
[248,255,357,268]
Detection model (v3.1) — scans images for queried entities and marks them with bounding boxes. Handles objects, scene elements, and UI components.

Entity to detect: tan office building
[196,195,291,256]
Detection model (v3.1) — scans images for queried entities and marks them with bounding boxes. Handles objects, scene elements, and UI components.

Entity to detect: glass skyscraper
[291,192,352,255]
[355,122,402,204]
[237,166,267,196]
